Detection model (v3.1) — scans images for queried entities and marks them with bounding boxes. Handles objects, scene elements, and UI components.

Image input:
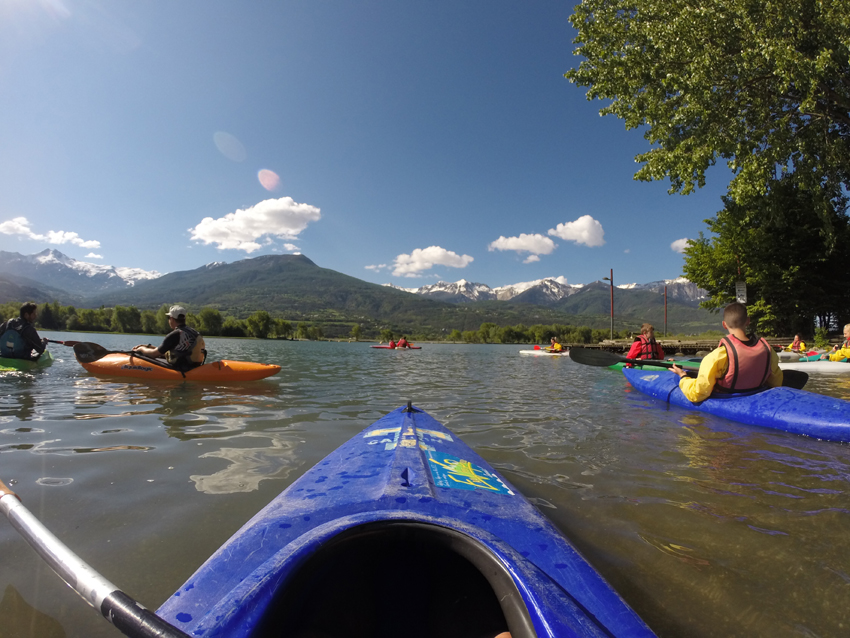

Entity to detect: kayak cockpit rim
[252,520,538,638]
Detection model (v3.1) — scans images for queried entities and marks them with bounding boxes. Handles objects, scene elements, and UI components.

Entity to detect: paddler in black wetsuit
[0,302,48,361]
[132,305,206,372]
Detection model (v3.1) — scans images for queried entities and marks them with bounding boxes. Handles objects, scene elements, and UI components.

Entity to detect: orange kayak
[79,353,280,382]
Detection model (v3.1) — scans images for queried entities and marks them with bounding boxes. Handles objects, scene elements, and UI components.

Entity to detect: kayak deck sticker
[426,451,513,495]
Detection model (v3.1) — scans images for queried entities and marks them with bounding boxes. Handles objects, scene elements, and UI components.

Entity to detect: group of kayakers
[0,302,207,372]
[384,336,414,349]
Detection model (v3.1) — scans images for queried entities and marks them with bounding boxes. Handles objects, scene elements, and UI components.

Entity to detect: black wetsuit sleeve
[21,323,45,354]
[158,331,180,355]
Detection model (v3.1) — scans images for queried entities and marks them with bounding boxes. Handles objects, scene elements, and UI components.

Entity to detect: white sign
[735,281,747,304]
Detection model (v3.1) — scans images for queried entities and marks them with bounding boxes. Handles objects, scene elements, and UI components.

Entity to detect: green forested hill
[45,254,720,336]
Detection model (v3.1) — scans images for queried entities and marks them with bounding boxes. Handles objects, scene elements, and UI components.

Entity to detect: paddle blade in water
[72,343,111,363]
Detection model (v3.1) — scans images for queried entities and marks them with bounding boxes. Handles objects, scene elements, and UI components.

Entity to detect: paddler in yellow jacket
[670,302,782,402]
[820,324,850,361]
[784,334,806,353]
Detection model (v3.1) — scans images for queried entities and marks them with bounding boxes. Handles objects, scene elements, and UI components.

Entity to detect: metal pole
[609,268,614,340]
[664,285,668,337]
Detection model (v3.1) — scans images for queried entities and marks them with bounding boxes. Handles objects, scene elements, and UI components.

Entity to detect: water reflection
[1,337,850,638]
[0,585,66,638]
[191,432,301,494]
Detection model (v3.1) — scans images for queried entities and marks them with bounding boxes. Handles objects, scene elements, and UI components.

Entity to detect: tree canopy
[565,0,850,213]
[682,179,850,335]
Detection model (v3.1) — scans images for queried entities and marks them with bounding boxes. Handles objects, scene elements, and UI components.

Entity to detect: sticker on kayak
[364,427,452,451]
[426,451,513,495]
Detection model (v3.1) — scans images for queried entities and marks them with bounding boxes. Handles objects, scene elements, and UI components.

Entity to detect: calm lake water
[1,333,849,637]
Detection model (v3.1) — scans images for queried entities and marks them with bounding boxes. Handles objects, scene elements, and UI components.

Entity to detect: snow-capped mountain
[493,277,583,302]
[385,275,705,306]
[617,277,707,302]
[0,249,162,296]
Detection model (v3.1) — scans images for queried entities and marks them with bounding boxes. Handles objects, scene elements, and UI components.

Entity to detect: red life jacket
[715,335,773,394]
[789,339,802,352]
[634,334,663,360]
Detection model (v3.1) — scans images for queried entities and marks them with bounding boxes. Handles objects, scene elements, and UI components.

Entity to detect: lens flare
[258,169,280,191]
[213,131,246,162]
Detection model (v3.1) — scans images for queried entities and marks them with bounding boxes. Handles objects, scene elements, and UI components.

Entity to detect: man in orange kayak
[133,305,206,371]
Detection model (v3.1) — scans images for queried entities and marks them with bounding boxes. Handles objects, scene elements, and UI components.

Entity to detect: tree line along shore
[2,300,833,348]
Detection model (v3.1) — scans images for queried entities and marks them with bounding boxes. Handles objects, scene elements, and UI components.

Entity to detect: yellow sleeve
[765,349,783,388]
[678,347,727,403]
[829,348,850,361]
[799,341,806,351]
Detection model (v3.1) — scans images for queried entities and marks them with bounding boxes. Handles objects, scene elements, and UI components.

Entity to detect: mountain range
[0,249,717,336]
[387,276,706,305]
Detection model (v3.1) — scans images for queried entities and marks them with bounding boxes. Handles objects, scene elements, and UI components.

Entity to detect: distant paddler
[625,323,664,362]
[132,305,207,372]
[785,334,807,353]
[0,302,49,361]
[546,337,564,352]
[820,324,850,361]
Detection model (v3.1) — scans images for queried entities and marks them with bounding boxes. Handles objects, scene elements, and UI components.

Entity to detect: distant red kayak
[370,345,421,350]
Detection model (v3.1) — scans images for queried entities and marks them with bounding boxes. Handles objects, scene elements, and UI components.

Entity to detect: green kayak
[609,358,700,372]
[0,350,54,371]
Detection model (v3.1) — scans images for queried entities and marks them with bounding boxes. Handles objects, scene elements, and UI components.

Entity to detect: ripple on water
[35,477,73,487]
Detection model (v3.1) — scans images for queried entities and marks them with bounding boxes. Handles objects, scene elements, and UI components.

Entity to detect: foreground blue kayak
[623,368,850,442]
[157,404,656,638]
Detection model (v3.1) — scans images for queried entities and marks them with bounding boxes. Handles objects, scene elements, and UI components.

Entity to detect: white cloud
[671,238,690,253]
[487,233,556,258]
[391,246,473,278]
[523,254,540,263]
[624,249,630,253]
[190,197,320,252]
[0,216,101,249]
[365,264,387,271]
[85,253,103,259]
[548,215,605,247]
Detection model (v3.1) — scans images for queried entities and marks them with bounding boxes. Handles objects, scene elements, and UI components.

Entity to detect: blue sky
[0,0,730,289]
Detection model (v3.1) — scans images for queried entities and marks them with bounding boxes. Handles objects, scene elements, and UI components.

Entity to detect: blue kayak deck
[623,368,850,442]
[157,405,655,637]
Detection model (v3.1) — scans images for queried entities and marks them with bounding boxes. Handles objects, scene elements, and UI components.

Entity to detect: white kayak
[519,349,569,357]
[779,358,850,373]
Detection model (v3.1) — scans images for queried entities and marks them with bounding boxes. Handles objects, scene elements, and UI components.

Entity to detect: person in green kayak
[132,305,206,371]
[0,302,48,361]
[670,302,782,402]
[625,323,664,360]
[820,323,850,361]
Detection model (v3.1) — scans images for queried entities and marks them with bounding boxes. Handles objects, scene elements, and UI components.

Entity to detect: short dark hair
[20,302,37,317]
[723,302,749,329]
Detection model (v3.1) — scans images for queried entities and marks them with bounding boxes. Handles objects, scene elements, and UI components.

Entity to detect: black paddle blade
[568,347,624,367]
[72,342,112,363]
[782,370,808,390]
